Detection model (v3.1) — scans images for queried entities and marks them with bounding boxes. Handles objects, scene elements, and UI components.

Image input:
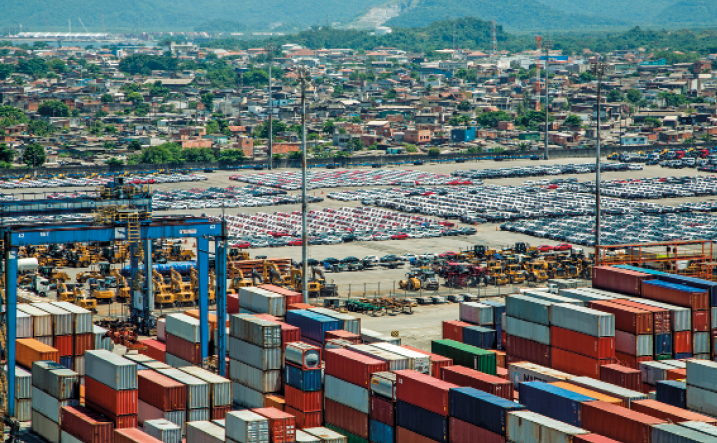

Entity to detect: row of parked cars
[570,176,717,200]
[450,162,636,180]
[0,173,207,189]
[153,185,323,210]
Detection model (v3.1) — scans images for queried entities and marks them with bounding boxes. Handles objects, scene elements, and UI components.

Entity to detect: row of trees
[125,143,245,165]
[0,142,46,168]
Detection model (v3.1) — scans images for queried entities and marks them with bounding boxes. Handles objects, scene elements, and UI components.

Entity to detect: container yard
[2,159,717,443]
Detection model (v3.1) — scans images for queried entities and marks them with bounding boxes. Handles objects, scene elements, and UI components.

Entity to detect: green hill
[654,0,717,26]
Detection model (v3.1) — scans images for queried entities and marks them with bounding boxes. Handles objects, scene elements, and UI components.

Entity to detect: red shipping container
[501,331,506,350]
[284,385,322,412]
[692,311,709,332]
[324,399,369,439]
[165,333,201,364]
[285,407,322,429]
[253,407,297,443]
[325,330,361,343]
[552,348,613,378]
[138,339,166,363]
[494,350,506,369]
[324,349,389,388]
[505,334,550,367]
[581,401,666,443]
[600,364,642,391]
[551,326,615,360]
[449,417,505,443]
[401,345,453,378]
[666,369,686,380]
[137,370,186,412]
[396,426,440,443]
[442,321,472,342]
[288,303,313,311]
[211,405,231,420]
[588,301,653,335]
[258,284,303,306]
[573,435,623,443]
[615,352,653,370]
[642,282,709,310]
[632,399,717,424]
[592,266,649,296]
[370,394,395,426]
[439,366,513,400]
[395,370,458,417]
[496,367,508,380]
[673,331,692,355]
[85,400,137,429]
[611,300,670,334]
[73,333,94,356]
[227,293,239,314]
[253,315,302,347]
[61,405,114,443]
[54,334,73,357]
[114,428,163,443]
[85,377,138,416]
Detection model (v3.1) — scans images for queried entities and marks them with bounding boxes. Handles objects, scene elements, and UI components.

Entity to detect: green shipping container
[325,424,368,443]
[655,354,673,361]
[431,339,497,375]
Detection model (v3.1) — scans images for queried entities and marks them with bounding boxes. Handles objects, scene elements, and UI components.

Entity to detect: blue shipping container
[370,419,394,443]
[480,300,505,325]
[286,310,340,343]
[655,333,673,357]
[448,387,525,436]
[656,380,686,409]
[59,356,72,370]
[675,353,692,360]
[462,326,496,349]
[614,265,667,276]
[396,400,447,443]
[518,382,595,427]
[285,363,322,392]
[656,274,717,307]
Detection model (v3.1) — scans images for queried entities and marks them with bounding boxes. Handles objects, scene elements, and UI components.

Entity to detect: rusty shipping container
[252,407,296,443]
[551,326,615,360]
[284,385,322,412]
[592,266,650,296]
[615,352,653,371]
[449,417,505,443]
[138,370,186,412]
[165,333,201,365]
[442,321,472,342]
[370,394,394,426]
[73,333,93,356]
[551,347,612,378]
[505,334,551,367]
[581,401,666,443]
[324,399,369,440]
[396,426,440,443]
[285,407,322,429]
[61,406,114,443]
[610,300,671,334]
[641,280,710,310]
[600,364,642,391]
[588,301,653,335]
[85,377,138,416]
[631,399,717,425]
[440,366,513,401]
[84,400,137,429]
[139,339,166,363]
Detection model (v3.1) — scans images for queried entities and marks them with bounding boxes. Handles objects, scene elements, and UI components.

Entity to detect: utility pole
[267,43,275,170]
[592,59,606,259]
[298,66,310,303]
[543,39,553,161]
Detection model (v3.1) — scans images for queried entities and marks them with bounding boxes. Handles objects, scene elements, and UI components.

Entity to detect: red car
[439,251,458,258]
[439,221,455,227]
[537,245,553,252]
[391,233,408,240]
[554,243,572,251]
[233,241,251,249]
[287,240,303,246]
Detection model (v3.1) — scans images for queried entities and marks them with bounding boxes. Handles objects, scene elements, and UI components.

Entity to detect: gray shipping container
[630,298,691,332]
[615,331,653,357]
[231,383,265,409]
[228,359,281,393]
[677,422,717,438]
[651,423,716,443]
[505,295,552,326]
[157,319,166,342]
[226,410,270,443]
[31,386,79,424]
[18,304,52,337]
[238,288,286,317]
[324,374,369,414]
[360,329,401,345]
[166,353,193,369]
[32,410,60,443]
[559,288,619,303]
[179,366,232,407]
[123,354,156,364]
[639,361,675,386]
[520,291,584,307]
[144,419,183,443]
[660,360,686,369]
[685,385,717,417]
[459,302,494,326]
[4,365,32,399]
[50,302,92,334]
[139,401,186,434]
[693,332,710,355]
[31,303,73,336]
[186,408,210,423]
[567,376,648,407]
[506,410,590,443]
[307,308,361,334]
[62,430,84,443]
[166,314,201,344]
[504,316,551,345]
[92,325,114,351]
[346,344,409,371]
[85,350,137,390]
[685,360,717,392]
[229,337,281,370]
[295,430,321,443]
[187,421,225,443]
[32,364,79,400]
[302,427,347,443]
[145,361,172,370]
[508,362,575,389]
[369,343,430,374]
[712,308,717,330]
[550,304,615,337]
[156,368,210,409]
[17,311,33,338]
[212,420,225,428]
[16,398,32,422]
[229,315,282,348]
[370,372,396,400]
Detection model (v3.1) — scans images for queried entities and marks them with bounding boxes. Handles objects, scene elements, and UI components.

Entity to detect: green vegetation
[106,158,124,166]
[22,143,46,167]
[0,143,14,168]
[38,101,70,118]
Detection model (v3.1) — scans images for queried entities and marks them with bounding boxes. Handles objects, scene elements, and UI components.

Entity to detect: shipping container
[449,387,525,436]
[592,266,650,296]
[369,394,394,426]
[93,325,114,352]
[229,359,280,393]
[459,302,494,325]
[229,337,281,371]
[655,380,686,409]
[552,347,612,378]
[179,366,232,407]
[640,361,674,387]
[284,384,322,412]
[642,281,710,311]
[677,422,717,438]
[324,349,389,389]
[588,301,653,335]
[18,304,53,337]
[287,310,341,344]
[17,338,59,369]
[257,284,303,307]
[550,381,624,407]
[685,384,717,417]
[370,372,396,400]
[295,430,321,443]
[505,295,552,326]
[505,334,551,367]
[506,410,590,443]
[33,409,60,443]
[144,419,183,443]
[552,326,616,360]
[239,287,286,317]
[84,400,137,429]
[551,304,615,337]
[138,400,186,431]
[156,368,210,410]
[187,409,211,422]
[285,342,322,370]
[307,308,360,334]
[31,303,73,336]
[325,374,370,414]
[114,428,164,443]
[73,333,93,357]
[692,311,709,332]
[187,421,224,443]
[692,332,710,355]
[449,417,505,443]
[462,326,497,350]
[632,299,691,332]
[504,316,550,345]
[614,331,653,357]
[369,419,393,443]
[651,423,715,443]
[138,369,186,412]
[4,365,32,400]
[615,352,653,371]
[165,334,201,365]
[631,399,716,425]
[400,346,452,378]
[32,386,79,423]
[285,363,322,392]
[360,329,401,346]
[440,366,513,400]
[324,330,361,343]
[252,407,296,443]
[395,427,439,443]
[165,353,193,369]
[225,410,270,443]
[32,363,78,400]
[442,321,471,342]
[324,399,369,440]
[157,320,166,342]
[61,406,113,443]
[54,335,73,357]
[285,407,322,430]
[580,401,666,443]
[85,350,137,390]
[519,382,595,427]
[431,340,496,375]
[50,302,92,335]
[508,362,574,389]
[395,400,448,443]
[394,370,456,417]
[85,377,138,416]
[230,315,281,348]
[211,405,231,420]
[16,311,32,338]
[610,299,671,334]
[600,364,642,391]
[165,314,201,343]
[684,360,717,391]
[566,377,647,407]
[303,427,348,443]
[370,342,431,374]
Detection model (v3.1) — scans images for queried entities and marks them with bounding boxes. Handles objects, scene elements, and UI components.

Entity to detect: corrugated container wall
[85,350,137,390]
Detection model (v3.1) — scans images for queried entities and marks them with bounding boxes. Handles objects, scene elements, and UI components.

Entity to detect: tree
[242,69,269,86]
[132,142,183,164]
[626,89,642,104]
[218,149,246,163]
[608,89,624,102]
[701,133,712,142]
[0,64,15,80]
[253,121,287,138]
[38,101,70,118]
[457,101,472,111]
[0,106,29,126]
[466,146,483,154]
[128,140,143,151]
[101,93,114,103]
[127,92,144,105]
[322,120,335,133]
[643,116,662,128]
[518,142,529,152]
[47,59,67,74]
[659,92,688,108]
[476,111,511,128]
[95,110,109,118]
[332,84,344,97]
[404,144,418,153]
[428,147,440,156]
[578,71,593,83]
[288,150,303,159]
[106,157,124,166]
[384,89,397,99]
[201,92,215,108]
[564,114,583,127]
[0,143,14,163]
[150,81,170,96]
[206,120,221,134]
[347,138,364,153]
[182,147,216,162]
[22,143,46,167]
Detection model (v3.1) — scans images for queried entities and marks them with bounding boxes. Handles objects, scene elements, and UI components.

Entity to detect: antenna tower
[491,20,497,55]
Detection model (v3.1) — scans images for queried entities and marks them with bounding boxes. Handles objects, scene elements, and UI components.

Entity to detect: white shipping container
[187,409,210,423]
[506,410,590,443]
[324,374,369,414]
[166,353,193,369]
[229,315,281,348]
[508,362,574,389]
[36,336,53,346]
[32,410,60,443]
[32,386,79,424]
[302,427,347,443]
[346,344,409,371]
[18,304,52,337]
[157,319,166,342]
[61,430,85,443]
[360,329,401,345]
[92,325,114,351]
[550,304,615,337]
[686,384,717,417]
[226,410,270,443]
[678,422,717,438]
[238,288,286,317]
[228,359,281,393]
[73,356,85,377]
[503,316,551,345]
[179,366,232,407]
[16,398,32,422]
[32,365,79,400]
[693,332,710,355]
[651,423,715,443]
[144,419,183,443]
[459,302,494,325]
[31,303,73,336]
[295,430,321,443]
[231,383,265,409]
[166,314,201,343]
[520,291,584,307]
[712,308,717,330]
[139,400,186,434]
[85,350,137,390]
[17,311,33,338]
[567,376,648,407]
[685,360,717,392]
[50,302,93,334]
[615,331,653,357]
[229,337,281,370]
[4,365,32,399]
[370,342,430,374]
[187,421,225,443]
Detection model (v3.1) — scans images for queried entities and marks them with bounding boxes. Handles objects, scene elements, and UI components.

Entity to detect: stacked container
[440,366,513,400]
[51,302,94,375]
[369,372,395,443]
[286,310,341,347]
[165,314,202,367]
[155,368,210,424]
[240,287,287,317]
[5,365,32,421]
[395,369,457,443]
[449,387,525,443]
[186,421,225,443]
[307,308,361,335]
[588,300,655,370]
[92,325,114,352]
[179,366,232,420]
[229,314,282,408]
[284,342,323,428]
[137,369,187,431]
[431,339,496,375]
[84,350,138,428]
[503,294,553,367]
[252,408,296,443]
[632,298,693,359]
[685,360,717,417]
[60,405,114,443]
[144,419,183,443]
[31,361,80,443]
[32,303,74,367]
[517,382,595,427]
[18,304,53,346]
[225,410,270,443]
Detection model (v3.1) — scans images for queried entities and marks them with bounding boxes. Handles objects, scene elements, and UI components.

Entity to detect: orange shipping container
[17,338,59,369]
[264,395,286,411]
[550,381,626,408]
[74,333,94,356]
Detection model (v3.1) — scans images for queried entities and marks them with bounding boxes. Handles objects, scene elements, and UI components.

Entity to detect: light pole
[592,60,606,260]
[267,43,275,170]
[298,66,310,303]
[543,39,553,161]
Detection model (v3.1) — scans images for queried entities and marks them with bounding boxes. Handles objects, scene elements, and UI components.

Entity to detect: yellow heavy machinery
[154,270,176,306]
[262,261,285,286]
[38,266,70,283]
[487,266,509,285]
[227,266,253,293]
[525,261,549,282]
[115,274,131,302]
[399,271,422,291]
[228,248,250,261]
[76,268,102,284]
[506,264,526,284]
[190,268,216,304]
[171,268,194,304]
[58,283,98,311]
[88,278,114,303]
[289,267,335,297]
[166,244,196,261]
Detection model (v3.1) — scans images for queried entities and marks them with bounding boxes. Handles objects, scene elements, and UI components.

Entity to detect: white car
[363,255,380,264]
[401,254,417,262]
